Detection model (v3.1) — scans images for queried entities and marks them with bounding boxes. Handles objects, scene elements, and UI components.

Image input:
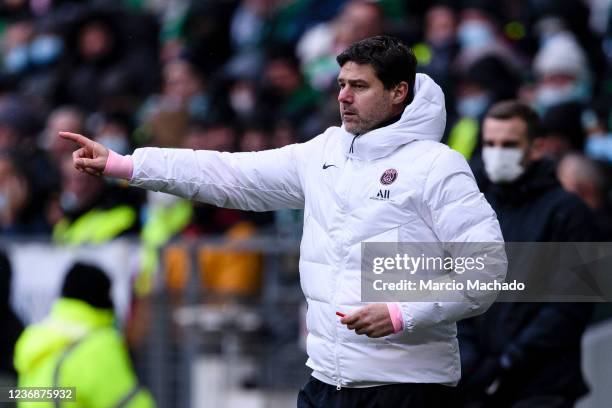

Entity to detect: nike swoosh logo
[322,163,337,169]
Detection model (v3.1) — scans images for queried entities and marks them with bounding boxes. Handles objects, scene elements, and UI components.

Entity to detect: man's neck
[355,112,403,136]
[375,112,403,130]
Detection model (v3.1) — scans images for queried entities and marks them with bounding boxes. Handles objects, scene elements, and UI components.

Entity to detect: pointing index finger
[59,131,92,148]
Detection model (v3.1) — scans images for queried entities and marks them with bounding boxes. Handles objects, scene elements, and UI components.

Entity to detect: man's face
[482,117,530,160]
[337,62,403,135]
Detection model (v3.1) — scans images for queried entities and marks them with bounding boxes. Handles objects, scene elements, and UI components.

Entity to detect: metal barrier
[140,236,309,408]
[4,235,308,408]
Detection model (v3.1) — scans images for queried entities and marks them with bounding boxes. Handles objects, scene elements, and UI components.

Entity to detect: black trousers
[297,377,456,408]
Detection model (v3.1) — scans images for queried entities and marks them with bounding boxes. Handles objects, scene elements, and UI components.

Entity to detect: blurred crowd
[0,0,610,243]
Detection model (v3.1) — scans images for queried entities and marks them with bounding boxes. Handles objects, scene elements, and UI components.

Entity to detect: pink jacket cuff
[386,302,404,333]
[103,150,133,180]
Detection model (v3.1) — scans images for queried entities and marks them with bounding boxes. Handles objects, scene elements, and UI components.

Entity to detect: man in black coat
[0,250,24,386]
[458,101,596,408]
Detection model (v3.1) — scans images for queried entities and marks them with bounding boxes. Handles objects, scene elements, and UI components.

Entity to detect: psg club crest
[380,169,398,185]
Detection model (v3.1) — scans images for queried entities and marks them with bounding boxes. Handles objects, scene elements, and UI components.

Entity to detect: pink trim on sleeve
[386,303,404,333]
[103,150,133,180]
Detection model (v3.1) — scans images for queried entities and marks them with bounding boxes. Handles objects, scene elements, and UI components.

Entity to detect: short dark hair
[336,35,417,103]
[485,100,542,141]
[61,262,113,310]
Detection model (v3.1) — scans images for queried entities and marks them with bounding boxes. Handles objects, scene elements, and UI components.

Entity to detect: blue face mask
[4,45,29,74]
[97,135,130,156]
[457,94,491,118]
[458,21,494,49]
[30,35,64,66]
[535,80,591,112]
[585,134,612,163]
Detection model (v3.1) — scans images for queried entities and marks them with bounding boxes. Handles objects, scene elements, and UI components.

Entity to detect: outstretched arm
[60,132,309,211]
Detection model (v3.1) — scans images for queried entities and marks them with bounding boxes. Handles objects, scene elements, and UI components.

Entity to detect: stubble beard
[342,103,392,136]
[343,114,368,135]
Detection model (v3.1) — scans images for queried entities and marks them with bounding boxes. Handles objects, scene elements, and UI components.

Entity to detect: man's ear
[391,81,410,106]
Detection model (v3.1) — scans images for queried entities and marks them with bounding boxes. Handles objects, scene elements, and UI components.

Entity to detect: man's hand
[59,132,109,176]
[340,304,395,338]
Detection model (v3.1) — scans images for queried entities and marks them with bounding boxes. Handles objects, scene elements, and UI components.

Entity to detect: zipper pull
[336,379,341,391]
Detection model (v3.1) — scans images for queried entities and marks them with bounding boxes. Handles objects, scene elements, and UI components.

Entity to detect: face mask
[535,81,591,111]
[4,45,29,74]
[458,21,494,48]
[30,35,64,66]
[585,134,612,162]
[60,191,78,212]
[97,135,130,155]
[229,89,255,115]
[482,146,525,183]
[0,192,7,212]
[535,84,576,110]
[457,94,490,118]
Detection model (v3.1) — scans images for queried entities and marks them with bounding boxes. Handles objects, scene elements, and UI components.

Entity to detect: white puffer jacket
[129,74,506,387]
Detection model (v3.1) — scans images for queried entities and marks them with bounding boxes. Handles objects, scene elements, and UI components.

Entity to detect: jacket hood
[339,73,446,160]
[13,298,114,374]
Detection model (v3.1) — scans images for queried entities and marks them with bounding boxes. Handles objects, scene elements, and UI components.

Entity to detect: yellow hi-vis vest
[14,298,155,408]
[53,206,137,245]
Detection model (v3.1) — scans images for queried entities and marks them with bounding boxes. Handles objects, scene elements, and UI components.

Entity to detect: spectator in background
[0,151,49,235]
[56,9,154,114]
[297,0,385,91]
[454,1,524,75]
[240,122,271,152]
[532,29,591,114]
[14,262,155,408]
[1,17,35,77]
[532,102,587,161]
[138,57,215,148]
[49,154,140,245]
[89,111,134,156]
[40,105,85,164]
[180,1,235,75]
[0,0,30,18]
[458,101,595,407]
[3,16,66,113]
[0,102,56,232]
[0,250,23,387]
[446,54,520,161]
[228,77,258,121]
[271,119,299,148]
[558,153,612,239]
[412,4,459,94]
[227,0,279,79]
[259,51,322,141]
[0,98,39,152]
[584,100,612,163]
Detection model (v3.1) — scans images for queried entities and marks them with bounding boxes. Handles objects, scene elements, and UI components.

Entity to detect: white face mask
[535,84,576,110]
[482,146,525,183]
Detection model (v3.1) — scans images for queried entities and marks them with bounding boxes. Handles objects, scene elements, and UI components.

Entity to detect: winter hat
[533,32,588,78]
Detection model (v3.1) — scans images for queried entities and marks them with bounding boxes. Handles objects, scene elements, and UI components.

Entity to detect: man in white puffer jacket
[61,36,506,407]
